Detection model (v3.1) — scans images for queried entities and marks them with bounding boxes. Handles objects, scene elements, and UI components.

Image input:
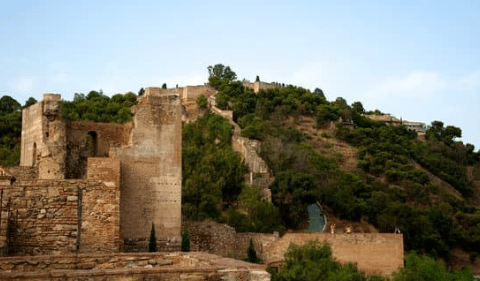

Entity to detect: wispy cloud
[366,71,446,99]
[12,76,38,93]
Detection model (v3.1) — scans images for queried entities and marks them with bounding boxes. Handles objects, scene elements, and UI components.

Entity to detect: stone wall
[184,221,404,276]
[242,81,278,94]
[181,85,217,101]
[0,177,122,257]
[0,252,270,280]
[264,233,404,276]
[65,121,125,179]
[2,181,80,256]
[81,158,122,253]
[184,221,237,257]
[208,96,273,198]
[2,166,37,182]
[115,87,182,251]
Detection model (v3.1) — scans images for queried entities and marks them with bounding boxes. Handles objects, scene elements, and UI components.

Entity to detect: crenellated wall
[208,95,274,198]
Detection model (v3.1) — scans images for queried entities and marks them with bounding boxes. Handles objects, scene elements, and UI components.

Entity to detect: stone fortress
[3,87,182,255]
[0,82,404,279]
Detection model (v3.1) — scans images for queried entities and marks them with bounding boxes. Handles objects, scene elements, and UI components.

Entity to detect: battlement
[42,93,61,101]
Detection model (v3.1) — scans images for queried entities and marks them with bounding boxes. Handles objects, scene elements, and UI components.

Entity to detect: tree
[256,75,260,82]
[0,96,21,112]
[181,229,191,252]
[207,64,237,89]
[162,83,167,89]
[196,94,208,109]
[23,97,38,108]
[352,101,365,114]
[138,87,145,96]
[149,222,157,252]
[247,238,260,263]
[392,251,473,281]
[314,88,326,99]
[273,241,374,281]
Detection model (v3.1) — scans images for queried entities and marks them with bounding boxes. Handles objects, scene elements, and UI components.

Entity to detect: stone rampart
[0,252,270,280]
[184,221,403,276]
[242,81,278,94]
[181,85,217,101]
[264,233,404,275]
[208,96,273,197]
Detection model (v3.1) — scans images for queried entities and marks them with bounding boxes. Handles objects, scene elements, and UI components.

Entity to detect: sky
[1,1,479,149]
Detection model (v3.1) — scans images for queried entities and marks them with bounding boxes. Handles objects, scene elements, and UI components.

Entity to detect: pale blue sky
[1,1,479,149]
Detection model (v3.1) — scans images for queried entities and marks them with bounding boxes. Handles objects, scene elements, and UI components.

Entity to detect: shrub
[181,229,191,252]
[149,222,157,252]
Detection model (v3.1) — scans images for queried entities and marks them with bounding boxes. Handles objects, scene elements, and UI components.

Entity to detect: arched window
[86,131,98,157]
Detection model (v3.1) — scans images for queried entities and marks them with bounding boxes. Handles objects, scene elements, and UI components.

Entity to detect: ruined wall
[20,102,43,167]
[0,252,270,281]
[181,85,216,101]
[65,122,125,179]
[115,87,182,251]
[20,94,67,180]
[2,166,37,182]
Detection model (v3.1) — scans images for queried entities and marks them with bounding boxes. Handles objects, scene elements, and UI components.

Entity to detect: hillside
[189,65,480,271]
[1,65,479,274]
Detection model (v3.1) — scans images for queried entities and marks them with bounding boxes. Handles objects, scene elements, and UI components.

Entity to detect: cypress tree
[149,222,157,252]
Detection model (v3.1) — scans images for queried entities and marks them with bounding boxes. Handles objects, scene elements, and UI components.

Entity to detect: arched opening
[86,131,98,157]
[32,143,37,166]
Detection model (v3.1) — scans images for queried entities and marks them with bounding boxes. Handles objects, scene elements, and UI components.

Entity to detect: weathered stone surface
[184,220,404,276]
[6,89,182,256]
[0,252,269,280]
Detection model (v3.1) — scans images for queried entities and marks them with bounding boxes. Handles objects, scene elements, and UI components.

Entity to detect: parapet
[144,87,181,97]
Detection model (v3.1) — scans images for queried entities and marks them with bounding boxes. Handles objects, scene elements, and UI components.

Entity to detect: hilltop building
[364,114,426,133]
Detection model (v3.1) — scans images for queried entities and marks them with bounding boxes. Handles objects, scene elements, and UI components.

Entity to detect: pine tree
[149,222,157,252]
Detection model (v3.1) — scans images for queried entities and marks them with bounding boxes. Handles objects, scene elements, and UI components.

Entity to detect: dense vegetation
[61,90,137,123]
[182,111,283,233]
[270,241,473,281]
[206,64,480,262]
[0,96,36,166]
